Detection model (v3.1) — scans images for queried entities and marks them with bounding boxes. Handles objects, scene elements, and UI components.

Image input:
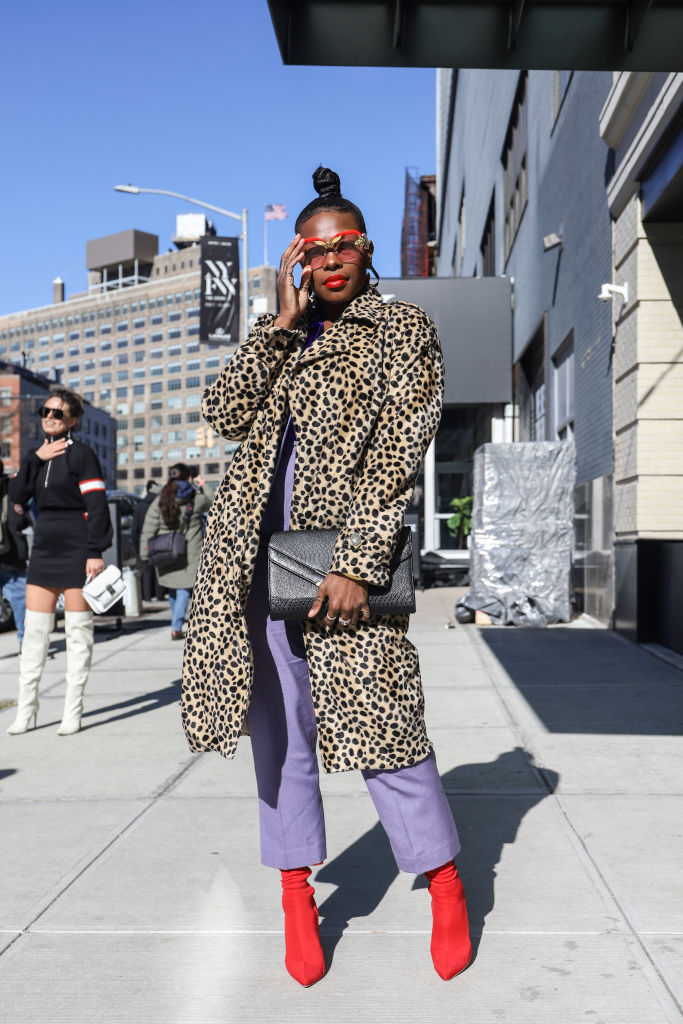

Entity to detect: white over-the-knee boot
[58,610,94,735]
[6,610,55,734]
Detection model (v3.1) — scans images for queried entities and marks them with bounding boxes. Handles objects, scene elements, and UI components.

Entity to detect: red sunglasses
[302,230,369,271]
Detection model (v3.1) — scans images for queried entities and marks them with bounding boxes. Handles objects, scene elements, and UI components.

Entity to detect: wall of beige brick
[613,196,683,541]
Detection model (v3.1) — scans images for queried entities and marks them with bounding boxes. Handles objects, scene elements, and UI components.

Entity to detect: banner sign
[200,236,240,344]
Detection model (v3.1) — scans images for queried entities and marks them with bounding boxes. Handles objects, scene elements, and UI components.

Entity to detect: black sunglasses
[38,406,66,420]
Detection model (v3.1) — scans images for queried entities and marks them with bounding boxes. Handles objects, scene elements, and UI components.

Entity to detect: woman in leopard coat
[182,167,471,986]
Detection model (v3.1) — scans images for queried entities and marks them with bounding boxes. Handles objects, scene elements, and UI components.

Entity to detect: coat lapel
[293,286,388,372]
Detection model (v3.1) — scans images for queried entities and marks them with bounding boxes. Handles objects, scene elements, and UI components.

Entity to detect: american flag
[265,203,288,221]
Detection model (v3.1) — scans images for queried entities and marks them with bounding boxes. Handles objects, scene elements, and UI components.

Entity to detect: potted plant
[446,496,473,549]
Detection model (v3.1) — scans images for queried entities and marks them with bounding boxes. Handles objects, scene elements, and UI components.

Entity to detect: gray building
[0,219,277,496]
[436,69,616,622]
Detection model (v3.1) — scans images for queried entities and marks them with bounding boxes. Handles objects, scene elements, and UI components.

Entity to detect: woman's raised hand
[273,235,313,330]
[36,438,69,461]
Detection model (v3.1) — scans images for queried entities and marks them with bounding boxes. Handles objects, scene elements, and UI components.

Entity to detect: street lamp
[114,184,249,340]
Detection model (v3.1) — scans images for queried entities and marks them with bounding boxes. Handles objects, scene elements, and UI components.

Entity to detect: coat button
[350,532,362,548]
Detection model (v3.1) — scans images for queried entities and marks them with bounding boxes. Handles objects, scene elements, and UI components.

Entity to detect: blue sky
[0,1,436,315]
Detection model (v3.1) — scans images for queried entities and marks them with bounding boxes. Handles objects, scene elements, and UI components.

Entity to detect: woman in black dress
[6,387,112,735]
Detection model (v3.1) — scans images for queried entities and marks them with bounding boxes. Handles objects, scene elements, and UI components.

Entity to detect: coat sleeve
[8,448,43,505]
[329,306,444,588]
[77,445,113,557]
[202,314,303,441]
[139,497,161,560]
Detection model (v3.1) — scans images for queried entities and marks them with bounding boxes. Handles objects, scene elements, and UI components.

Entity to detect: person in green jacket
[140,463,212,640]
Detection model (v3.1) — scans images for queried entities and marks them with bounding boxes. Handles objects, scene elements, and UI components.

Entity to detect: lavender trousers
[244,414,460,874]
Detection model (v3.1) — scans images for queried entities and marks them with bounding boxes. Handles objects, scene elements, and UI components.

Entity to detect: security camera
[542,232,563,252]
[598,283,628,303]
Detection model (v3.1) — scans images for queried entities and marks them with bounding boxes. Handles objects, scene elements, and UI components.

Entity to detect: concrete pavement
[1,592,682,1023]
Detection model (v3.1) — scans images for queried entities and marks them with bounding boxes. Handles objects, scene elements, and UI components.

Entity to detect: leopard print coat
[181,285,444,773]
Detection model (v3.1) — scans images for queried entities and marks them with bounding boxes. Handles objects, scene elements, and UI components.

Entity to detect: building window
[116,371,128,382]
[151,382,163,394]
[553,70,573,122]
[117,469,128,481]
[186,394,201,407]
[168,328,181,340]
[133,401,145,413]
[205,373,218,386]
[168,413,181,425]
[187,326,200,337]
[151,366,163,377]
[553,334,574,439]
[167,448,182,460]
[116,353,128,365]
[187,359,200,371]
[151,466,162,478]
[167,396,182,409]
[69,331,79,341]
[168,362,182,374]
[116,387,128,398]
[133,384,145,396]
[133,334,145,346]
[116,339,128,349]
[516,324,545,442]
[168,345,182,356]
[151,314,163,326]
[84,327,95,339]
[150,332,163,343]
[168,311,181,322]
[167,380,181,391]
[117,321,128,332]
[101,373,111,384]
[186,376,200,389]
[132,318,145,329]
[133,368,145,379]
[480,196,496,277]
[205,356,219,368]
[134,351,145,362]
[205,463,219,475]
[133,468,145,479]
[100,325,111,335]
[502,73,529,263]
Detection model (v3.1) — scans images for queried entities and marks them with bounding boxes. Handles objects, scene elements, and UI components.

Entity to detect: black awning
[378,276,513,405]
[267,1,683,72]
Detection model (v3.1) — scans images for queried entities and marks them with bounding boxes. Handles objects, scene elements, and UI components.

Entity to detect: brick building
[0,219,277,496]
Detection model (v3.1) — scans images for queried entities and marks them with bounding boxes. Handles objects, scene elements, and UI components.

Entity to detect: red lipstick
[324,275,347,290]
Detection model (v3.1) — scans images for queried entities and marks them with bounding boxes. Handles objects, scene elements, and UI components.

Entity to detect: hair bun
[312,166,342,199]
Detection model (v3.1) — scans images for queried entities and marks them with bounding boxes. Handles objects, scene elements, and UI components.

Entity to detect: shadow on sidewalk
[316,747,557,969]
[80,678,181,730]
[479,627,683,735]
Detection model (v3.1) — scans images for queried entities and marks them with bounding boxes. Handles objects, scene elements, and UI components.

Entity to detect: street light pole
[114,184,249,341]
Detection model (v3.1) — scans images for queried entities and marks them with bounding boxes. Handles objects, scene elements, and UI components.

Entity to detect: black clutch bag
[267,526,416,621]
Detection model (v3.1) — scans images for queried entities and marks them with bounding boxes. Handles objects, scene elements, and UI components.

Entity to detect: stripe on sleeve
[79,478,106,494]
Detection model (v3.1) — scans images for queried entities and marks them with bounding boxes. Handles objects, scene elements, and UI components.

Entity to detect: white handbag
[82,564,127,614]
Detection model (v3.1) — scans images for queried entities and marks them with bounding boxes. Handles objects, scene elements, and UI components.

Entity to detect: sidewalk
[1,592,682,1024]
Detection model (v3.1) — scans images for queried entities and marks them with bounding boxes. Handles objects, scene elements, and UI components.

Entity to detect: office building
[0,218,277,495]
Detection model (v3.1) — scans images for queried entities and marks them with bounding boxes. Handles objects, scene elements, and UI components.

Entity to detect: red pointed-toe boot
[280,867,326,987]
[424,860,472,980]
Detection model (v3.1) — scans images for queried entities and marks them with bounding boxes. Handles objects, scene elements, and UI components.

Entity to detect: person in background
[139,463,212,640]
[6,388,111,735]
[0,460,30,653]
[130,479,164,602]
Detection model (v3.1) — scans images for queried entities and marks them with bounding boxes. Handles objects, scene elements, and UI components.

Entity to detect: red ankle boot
[280,867,326,986]
[424,860,472,980]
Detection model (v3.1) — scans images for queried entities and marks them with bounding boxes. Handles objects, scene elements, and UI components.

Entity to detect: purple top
[260,320,324,539]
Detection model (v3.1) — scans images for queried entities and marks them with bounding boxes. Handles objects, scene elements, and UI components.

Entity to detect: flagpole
[264,211,268,266]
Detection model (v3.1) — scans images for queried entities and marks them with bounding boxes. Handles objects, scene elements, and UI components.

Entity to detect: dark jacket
[0,474,30,570]
[130,484,161,554]
[9,435,113,557]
